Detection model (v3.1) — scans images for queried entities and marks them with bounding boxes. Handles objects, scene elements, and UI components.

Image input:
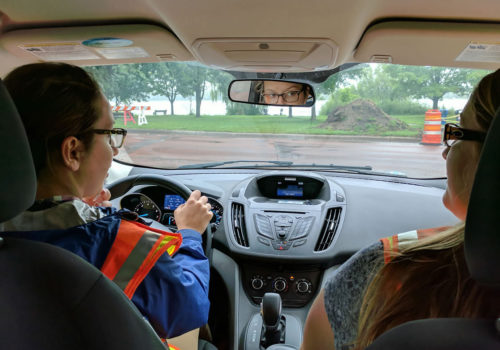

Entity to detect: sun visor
[192,38,338,72]
[354,21,500,70]
[0,24,193,66]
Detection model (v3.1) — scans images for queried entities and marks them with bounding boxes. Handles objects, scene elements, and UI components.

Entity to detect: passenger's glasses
[442,123,486,147]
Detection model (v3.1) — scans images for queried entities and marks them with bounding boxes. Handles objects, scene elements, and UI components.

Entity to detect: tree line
[85,62,489,118]
[316,65,488,117]
[85,62,266,118]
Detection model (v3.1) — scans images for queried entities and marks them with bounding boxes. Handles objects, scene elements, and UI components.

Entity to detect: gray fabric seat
[0,78,166,350]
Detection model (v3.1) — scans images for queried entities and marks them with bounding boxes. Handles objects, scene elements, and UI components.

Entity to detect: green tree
[315,65,368,118]
[356,65,404,102]
[143,62,190,115]
[85,64,151,105]
[319,86,360,115]
[377,65,488,109]
[180,64,211,118]
[207,69,233,104]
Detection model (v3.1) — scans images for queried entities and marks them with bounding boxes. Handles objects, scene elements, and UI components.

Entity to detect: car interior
[0,1,499,349]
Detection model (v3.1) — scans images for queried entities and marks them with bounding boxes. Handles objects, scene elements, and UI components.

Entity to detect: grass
[117,113,424,137]
[393,114,426,128]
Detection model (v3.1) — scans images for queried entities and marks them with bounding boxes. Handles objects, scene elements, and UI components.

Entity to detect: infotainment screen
[277,179,304,198]
[163,194,185,210]
[257,175,325,199]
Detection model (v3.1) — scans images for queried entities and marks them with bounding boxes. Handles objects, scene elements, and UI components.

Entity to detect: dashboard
[110,167,458,349]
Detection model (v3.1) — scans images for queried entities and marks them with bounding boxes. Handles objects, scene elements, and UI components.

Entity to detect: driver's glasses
[93,128,128,148]
[261,90,303,103]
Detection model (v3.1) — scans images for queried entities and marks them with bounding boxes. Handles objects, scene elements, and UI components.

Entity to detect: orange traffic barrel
[420,109,442,145]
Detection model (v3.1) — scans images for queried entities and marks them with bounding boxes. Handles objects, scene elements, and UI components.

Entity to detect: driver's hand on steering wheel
[83,188,113,208]
[174,190,213,234]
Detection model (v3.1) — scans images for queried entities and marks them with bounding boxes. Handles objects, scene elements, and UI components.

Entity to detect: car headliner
[0,0,499,76]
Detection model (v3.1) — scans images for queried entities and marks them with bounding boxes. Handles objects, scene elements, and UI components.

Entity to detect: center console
[227,172,346,309]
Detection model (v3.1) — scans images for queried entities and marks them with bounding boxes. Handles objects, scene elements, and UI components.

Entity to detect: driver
[0,62,212,343]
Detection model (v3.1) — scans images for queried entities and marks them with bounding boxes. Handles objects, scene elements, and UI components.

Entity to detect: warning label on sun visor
[456,42,500,63]
[19,42,100,60]
[95,47,150,59]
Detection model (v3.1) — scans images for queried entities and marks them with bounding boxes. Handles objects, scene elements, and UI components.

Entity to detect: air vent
[314,207,342,251]
[231,202,249,247]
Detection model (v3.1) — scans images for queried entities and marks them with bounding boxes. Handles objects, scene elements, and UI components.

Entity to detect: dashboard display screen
[163,194,185,210]
[277,180,304,198]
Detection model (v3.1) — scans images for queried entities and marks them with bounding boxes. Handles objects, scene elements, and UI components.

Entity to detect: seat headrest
[465,107,500,287]
[0,79,37,223]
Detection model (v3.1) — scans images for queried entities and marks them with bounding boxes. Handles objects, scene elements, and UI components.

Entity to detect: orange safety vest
[165,342,181,350]
[380,226,450,264]
[100,219,182,299]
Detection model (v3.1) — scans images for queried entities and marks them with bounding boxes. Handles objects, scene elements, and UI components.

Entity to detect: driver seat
[365,108,500,349]
[0,78,166,350]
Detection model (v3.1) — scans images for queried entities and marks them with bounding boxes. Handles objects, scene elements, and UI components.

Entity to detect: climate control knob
[273,277,288,292]
[251,276,264,290]
[296,279,312,294]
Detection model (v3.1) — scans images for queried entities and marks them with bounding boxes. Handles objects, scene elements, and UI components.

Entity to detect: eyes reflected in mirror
[228,80,315,107]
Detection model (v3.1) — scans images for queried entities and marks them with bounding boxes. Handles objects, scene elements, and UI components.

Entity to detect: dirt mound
[322,99,409,132]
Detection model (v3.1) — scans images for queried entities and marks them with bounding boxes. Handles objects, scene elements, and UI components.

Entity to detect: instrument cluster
[120,189,223,230]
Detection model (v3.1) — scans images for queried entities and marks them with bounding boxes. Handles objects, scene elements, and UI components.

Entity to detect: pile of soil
[322,99,409,132]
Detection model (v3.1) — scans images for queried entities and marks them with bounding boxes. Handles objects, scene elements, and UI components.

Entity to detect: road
[115,130,446,178]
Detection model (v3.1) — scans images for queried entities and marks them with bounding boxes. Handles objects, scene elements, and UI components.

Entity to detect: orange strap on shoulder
[380,226,451,264]
[161,338,181,350]
[381,234,399,264]
[101,220,182,299]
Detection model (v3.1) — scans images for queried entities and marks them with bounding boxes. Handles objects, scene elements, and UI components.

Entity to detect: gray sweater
[324,241,384,350]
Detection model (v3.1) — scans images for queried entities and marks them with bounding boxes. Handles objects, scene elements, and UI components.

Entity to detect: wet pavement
[115,130,446,178]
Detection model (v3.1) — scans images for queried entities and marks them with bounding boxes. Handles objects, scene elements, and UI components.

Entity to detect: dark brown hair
[4,62,104,176]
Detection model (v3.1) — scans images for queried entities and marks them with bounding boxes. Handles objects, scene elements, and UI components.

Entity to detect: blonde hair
[355,68,500,349]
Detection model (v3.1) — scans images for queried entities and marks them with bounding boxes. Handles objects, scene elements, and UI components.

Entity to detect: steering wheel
[106,174,213,259]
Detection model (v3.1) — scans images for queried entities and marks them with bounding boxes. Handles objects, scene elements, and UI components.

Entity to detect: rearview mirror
[228,79,315,107]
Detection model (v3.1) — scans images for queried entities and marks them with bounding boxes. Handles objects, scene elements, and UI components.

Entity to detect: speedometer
[134,195,161,221]
[120,193,162,221]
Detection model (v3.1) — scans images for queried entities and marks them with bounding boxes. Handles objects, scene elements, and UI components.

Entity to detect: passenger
[301,69,500,350]
[256,80,312,105]
[1,62,213,341]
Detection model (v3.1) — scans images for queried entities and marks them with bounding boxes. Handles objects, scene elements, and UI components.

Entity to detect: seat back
[365,108,500,349]
[0,78,165,350]
[0,79,36,222]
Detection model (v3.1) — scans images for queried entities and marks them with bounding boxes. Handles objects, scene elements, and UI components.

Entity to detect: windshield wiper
[284,164,407,177]
[178,160,407,177]
[178,160,294,169]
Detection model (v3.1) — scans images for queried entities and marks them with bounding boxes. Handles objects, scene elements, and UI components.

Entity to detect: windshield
[85,62,490,178]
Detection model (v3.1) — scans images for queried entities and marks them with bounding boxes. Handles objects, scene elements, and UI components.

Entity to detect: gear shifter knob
[261,292,282,330]
[261,292,285,347]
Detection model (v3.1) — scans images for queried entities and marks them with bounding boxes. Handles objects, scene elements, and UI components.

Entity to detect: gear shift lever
[261,293,286,348]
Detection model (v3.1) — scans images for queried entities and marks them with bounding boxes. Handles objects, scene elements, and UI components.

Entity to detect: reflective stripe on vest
[161,339,181,350]
[380,226,450,264]
[100,219,182,299]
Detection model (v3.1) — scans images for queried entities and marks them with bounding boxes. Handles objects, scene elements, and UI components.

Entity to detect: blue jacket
[1,209,210,339]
